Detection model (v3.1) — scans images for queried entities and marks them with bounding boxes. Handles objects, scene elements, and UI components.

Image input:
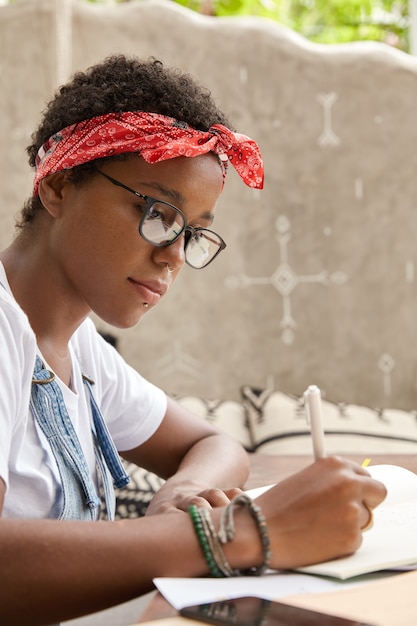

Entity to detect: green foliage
[2,0,410,51]
[174,0,410,51]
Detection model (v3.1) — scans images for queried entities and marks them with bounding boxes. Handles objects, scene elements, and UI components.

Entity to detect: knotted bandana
[33,111,264,195]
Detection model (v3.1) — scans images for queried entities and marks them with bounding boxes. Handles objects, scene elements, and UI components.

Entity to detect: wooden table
[245,452,417,489]
[136,453,417,623]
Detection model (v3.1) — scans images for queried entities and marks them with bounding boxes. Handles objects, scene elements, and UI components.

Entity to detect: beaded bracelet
[188,504,223,577]
[188,494,271,577]
[198,507,235,577]
[218,493,272,576]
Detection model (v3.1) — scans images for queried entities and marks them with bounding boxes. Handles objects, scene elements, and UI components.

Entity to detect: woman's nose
[153,234,186,271]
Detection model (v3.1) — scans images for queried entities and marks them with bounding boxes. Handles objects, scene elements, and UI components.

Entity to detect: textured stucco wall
[1,0,417,408]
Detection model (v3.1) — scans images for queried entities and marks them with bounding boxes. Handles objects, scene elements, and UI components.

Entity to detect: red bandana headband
[33,111,264,196]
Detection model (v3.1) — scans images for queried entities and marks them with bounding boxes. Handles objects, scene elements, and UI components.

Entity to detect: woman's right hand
[252,455,387,570]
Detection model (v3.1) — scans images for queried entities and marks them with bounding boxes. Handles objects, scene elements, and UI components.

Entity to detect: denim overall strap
[31,356,100,520]
[82,376,130,521]
[31,357,131,521]
[82,376,130,490]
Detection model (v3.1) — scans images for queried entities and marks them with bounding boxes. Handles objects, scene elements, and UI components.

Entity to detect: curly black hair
[19,54,233,227]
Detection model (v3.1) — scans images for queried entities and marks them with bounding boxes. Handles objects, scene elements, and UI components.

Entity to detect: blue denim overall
[30,355,129,521]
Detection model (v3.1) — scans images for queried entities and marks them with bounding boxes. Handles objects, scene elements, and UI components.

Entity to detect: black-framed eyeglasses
[96,170,226,270]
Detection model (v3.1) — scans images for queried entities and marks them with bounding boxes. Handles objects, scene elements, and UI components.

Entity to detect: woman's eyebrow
[200,211,215,225]
[140,181,185,206]
[139,181,215,224]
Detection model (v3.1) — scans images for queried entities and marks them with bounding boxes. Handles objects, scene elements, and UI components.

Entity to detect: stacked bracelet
[189,504,236,577]
[188,504,223,577]
[218,493,271,576]
[188,493,271,577]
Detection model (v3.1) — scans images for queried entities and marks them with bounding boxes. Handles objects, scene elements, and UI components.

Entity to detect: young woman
[0,54,386,625]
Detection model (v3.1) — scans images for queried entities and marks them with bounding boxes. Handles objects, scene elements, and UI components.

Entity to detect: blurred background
[1,0,416,410]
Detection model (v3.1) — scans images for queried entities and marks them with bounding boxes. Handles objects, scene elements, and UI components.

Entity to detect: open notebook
[250,464,417,580]
[249,464,417,580]
[295,464,417,579]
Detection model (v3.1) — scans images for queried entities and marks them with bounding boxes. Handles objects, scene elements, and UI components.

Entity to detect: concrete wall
[1,0,417,408]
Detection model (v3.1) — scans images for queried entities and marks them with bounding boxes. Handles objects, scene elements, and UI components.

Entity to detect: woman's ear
[38,171,69,218]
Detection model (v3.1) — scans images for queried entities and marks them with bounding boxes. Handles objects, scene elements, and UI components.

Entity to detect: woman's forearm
[173,433,250,488]
[0,505,260,626]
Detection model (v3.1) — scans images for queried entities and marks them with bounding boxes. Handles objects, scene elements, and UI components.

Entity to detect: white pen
[304,384,326,460]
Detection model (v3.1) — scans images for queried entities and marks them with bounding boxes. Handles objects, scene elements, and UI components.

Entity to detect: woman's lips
[128,278,168,306]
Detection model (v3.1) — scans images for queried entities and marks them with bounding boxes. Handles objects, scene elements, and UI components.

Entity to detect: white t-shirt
[0,263,167,519]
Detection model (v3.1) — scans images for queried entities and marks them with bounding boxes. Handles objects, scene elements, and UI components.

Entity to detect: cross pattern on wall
[225,215,348,345]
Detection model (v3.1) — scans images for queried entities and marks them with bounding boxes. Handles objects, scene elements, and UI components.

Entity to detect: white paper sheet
[153,571,395,611]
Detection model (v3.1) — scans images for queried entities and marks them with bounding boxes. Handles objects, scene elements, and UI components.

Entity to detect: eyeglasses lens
[185,232,221,269]
[141,201,224,269]
[141,202,184,245]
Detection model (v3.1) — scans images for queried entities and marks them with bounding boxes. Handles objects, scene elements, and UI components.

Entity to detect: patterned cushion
[174,395,253,450]
[114,460,165,520]
[241,385,417,455]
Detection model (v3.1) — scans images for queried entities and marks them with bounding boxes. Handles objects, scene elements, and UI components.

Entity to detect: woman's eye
[148,206,163,220]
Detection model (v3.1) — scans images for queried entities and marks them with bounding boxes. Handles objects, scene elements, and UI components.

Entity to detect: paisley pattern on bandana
[33,111,264,195]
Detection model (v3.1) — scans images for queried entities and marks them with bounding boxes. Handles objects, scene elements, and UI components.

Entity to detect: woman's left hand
[145,480,244,515]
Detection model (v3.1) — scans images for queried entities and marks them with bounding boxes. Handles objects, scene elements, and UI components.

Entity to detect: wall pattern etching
[317,92,340,147]
[226,215,348,346]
